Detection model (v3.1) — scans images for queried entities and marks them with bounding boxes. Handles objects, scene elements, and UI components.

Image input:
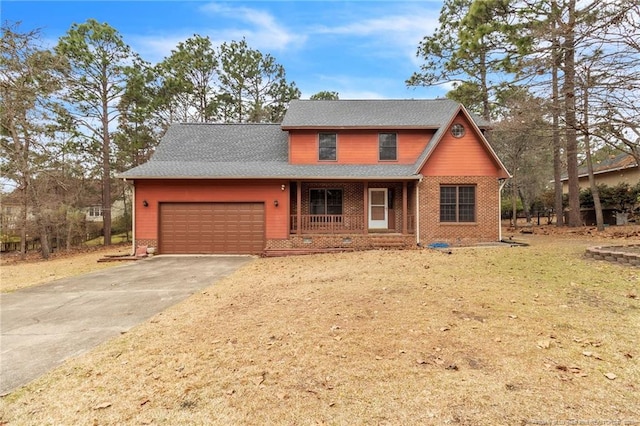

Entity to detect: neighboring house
[560,153,639,226]
[561,152,639,192]
[120,99,510,255]
[84,200,126,223]
[0,195,26,235]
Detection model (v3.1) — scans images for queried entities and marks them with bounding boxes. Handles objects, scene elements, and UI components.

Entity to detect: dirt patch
[1,230,639,425]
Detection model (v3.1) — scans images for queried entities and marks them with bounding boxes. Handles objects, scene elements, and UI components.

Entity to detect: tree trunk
[563,0,581,227]
[19,187,28,258]
[102,74,112,246]
[39,225,50,259]
[582,70,604,231]
[551,3,564,227]
[511,177,518,229]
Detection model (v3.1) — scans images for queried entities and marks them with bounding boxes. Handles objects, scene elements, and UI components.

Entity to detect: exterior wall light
[142,200,149,207]
[281,184,286,191]
[274,200,279,207]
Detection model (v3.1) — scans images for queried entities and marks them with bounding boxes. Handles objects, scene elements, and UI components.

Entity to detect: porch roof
[119,160,419,180]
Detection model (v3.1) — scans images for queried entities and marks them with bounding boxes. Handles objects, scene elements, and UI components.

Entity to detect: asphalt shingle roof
[119,122,418,179]
[281,99,488,128]
[119,99,497,180]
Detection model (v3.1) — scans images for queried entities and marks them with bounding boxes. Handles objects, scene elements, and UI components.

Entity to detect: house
[560,153,639,226]
[84,199,127,223]
[119,99,510,255]
[560,152,639,192]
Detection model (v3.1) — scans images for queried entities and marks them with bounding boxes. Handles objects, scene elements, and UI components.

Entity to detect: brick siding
[417,176,500,246]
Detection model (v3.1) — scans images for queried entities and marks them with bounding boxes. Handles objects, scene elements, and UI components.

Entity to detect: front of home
[120,99,510,255]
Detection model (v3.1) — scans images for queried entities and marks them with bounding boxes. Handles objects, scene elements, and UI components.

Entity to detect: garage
[159,202,265,254]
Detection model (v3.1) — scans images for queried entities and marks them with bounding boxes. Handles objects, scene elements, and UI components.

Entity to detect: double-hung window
[379,133,397,161]
[440,186,476,222]
[310,189,343,215]
[319,133,337,161]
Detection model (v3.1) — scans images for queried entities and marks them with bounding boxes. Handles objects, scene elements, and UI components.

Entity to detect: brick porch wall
[266,234,416,250]
[418,176,500,246]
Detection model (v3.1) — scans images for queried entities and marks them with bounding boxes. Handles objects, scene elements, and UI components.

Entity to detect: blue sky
[2,1,448,99]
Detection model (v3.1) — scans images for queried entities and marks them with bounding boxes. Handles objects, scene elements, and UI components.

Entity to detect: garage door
[159,203,265,254]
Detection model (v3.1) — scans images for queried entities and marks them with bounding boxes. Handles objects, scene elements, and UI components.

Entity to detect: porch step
[263,247,355,257]
[369,235,410,248]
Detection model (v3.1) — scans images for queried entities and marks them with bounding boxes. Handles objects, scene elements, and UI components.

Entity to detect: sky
[2,0,448,99]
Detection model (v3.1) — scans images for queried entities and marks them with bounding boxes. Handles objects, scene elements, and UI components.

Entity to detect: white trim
[498,178,508,241]
[130,181,136,256]
[368,188,388,229]
[416,178,421,245]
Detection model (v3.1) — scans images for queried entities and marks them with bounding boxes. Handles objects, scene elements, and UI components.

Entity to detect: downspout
[129,179,136,256]
[416,176,422,246]
[498,178,508,241]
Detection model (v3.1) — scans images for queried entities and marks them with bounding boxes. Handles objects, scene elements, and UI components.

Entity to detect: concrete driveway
[0,255,252,395]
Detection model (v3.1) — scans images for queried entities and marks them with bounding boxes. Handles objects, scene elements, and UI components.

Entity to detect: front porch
[265,180,418,254]
[288,180,417,236]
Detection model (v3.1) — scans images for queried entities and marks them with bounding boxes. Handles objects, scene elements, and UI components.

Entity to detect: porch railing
[290,214,416,234]
[290,215,365,234]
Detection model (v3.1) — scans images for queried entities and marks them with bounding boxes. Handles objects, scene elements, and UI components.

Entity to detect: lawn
[1,230,639,425]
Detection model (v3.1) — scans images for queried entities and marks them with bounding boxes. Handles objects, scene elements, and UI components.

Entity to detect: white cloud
[128,34,193,64]
[310,5,439,67]
[198,2,306,51]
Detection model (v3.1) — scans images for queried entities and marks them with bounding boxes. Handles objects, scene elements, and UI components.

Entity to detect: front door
[368,188,388,229]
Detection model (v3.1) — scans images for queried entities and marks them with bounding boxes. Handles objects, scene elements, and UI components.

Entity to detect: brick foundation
[266,234,416,251]
[135,239,157,251]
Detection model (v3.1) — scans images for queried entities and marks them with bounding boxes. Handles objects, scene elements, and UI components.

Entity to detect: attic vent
[451,123,465,138]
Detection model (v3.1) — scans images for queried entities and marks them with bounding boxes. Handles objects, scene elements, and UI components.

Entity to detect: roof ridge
[175,122,282,126]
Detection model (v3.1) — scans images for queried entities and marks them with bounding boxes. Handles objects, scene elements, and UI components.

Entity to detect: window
[319,133,337,161]
[88,206,103,217]
[451,123,465,138]
[440,186,475,222]
[310,189,343,215]
[379,133,397,161]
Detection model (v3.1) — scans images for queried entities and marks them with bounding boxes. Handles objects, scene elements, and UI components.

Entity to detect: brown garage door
[159,203,265,254]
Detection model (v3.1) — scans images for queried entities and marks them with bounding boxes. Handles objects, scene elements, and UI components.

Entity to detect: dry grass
[1,231,639,425]
[0,244,130,293]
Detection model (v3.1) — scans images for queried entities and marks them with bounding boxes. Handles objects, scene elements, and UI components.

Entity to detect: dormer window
[319,133,337,161]
[379,133,397,161]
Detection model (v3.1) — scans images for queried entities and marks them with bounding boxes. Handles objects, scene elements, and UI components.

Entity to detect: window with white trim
[440,185,475,222]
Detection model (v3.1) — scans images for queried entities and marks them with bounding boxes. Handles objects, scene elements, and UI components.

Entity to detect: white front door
[368,188,388,229]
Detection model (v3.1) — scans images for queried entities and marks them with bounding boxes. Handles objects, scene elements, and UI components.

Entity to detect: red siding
[135,180,289,241]
[421,114,506,177]
[289,129,433,164]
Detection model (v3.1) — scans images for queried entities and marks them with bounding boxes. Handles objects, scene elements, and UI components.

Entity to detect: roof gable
[414,105,509,178]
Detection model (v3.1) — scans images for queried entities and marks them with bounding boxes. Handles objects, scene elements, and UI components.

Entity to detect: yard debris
[582,351,603,360]
[604,372,617,380]
[93,402,112,410]
[537,340,551,349]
